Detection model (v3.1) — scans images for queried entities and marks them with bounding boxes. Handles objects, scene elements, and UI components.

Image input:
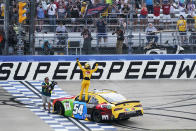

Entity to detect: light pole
[29,0,35,55]
[17,1,27,55]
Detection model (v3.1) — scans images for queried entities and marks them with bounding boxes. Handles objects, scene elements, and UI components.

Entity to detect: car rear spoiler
[115,101,140,106]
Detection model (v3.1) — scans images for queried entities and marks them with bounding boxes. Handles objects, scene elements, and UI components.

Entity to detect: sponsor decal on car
[64,101,71,111]
[102,115,109,120]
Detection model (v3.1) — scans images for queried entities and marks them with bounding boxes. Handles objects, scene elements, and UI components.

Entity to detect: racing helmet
[84,63,91,69]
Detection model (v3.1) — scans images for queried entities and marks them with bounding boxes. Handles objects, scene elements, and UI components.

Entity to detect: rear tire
[54,101,64,115]
[92,110,102,123]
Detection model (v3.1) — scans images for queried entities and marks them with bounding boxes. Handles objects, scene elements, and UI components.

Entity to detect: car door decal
[73,101,87,119]
[62,99,74,117]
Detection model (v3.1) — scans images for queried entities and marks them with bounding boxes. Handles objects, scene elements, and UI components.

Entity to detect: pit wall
[0,55,196,81]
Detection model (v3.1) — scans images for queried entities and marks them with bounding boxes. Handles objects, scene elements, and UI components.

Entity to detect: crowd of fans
[0,0,195,55]
[0,0,195,33]
[0,0,195,32]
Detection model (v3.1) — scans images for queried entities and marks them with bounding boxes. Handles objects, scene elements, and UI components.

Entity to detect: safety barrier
[0,54,196,81]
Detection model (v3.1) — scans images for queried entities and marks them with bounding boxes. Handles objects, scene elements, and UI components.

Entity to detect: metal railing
[33,31,196,55]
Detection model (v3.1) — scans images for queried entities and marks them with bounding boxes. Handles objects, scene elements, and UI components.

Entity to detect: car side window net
[89,97,98,104]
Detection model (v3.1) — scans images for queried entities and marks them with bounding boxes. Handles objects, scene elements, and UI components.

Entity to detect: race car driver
[77,58,98,102]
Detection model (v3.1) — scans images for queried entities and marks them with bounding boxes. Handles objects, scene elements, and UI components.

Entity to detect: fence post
[4,0,9,55]
[66,40,69,55]
[29,0,35,55]
[139,32,141,46]
[17,24,24,55]
[160,31,162,45]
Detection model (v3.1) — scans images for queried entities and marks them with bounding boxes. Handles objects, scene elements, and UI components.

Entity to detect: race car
[52,89,143,122]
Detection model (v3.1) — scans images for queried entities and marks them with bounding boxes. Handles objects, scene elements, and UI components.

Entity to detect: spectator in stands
[0,2,4,19]
[121,3,130,18]
[101,5,111,18]
[76,0,81,11]
[179,3,187,18]
[170,0,179,18]
[41,0,48,12]
[56,21,68,45]
[8,25,17,55]
[179,0,186,6]
[119,18,127,32]
[57,2,67,20]
[81,2,87,17]
[112,27,124,54]
[140,3,148,31]
[186,0,195,30]
[145,23,159,45]
[11,3,18,25]
[96,17,107,43]
[66,0,73,17]
[81,28,93,54]
[117,0,123,11]
[53,0,59,8]
[133,2,139,31]
[176,15,187,44]
[145,0,154,14]
[42,40,52,55]
[0,29,4,55]
[111,1,120,19]
[70,4,80,32]
[83,0,93,6]
[195,15,196,29]
[106,0,113,5]
[47,0,57,32]
[153,2,161,28]
[37,3,45,32]
[162,0,171,29]
[135,0,142,9]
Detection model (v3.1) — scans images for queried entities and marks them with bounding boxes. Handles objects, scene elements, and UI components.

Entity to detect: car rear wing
[115,101,140,106]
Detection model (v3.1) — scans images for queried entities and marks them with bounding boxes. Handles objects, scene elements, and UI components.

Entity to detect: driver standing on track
[42,77,52,113]
[77,58,98,102]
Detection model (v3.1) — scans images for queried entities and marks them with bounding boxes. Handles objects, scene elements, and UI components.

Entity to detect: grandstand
[0,0,195,55]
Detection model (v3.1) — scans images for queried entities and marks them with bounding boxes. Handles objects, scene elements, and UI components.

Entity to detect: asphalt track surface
[1,79,196,131]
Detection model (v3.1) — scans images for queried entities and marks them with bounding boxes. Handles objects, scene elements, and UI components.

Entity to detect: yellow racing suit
[77,60,98,101]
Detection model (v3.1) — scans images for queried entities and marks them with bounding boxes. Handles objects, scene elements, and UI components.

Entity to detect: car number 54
[73,104,84,116]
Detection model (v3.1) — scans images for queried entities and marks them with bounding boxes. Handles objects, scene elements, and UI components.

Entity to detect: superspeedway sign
[0,59,196,81]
